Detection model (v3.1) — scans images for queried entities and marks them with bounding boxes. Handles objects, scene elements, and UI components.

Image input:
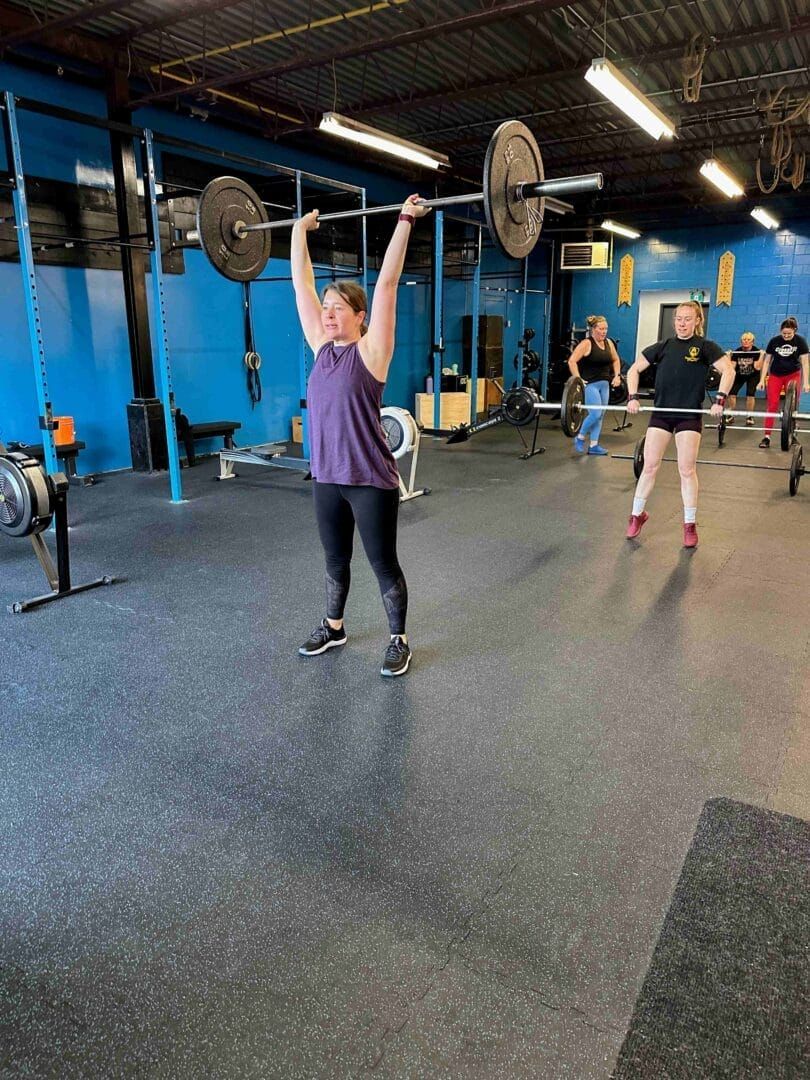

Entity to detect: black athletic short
[731,370,759,397]
[647,412,702,435]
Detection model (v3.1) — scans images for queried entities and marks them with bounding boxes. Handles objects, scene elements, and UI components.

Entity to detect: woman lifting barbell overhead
[567,314,623,455]
[625,301,734,548]
[757,317,810,448]
[292,194,430,677]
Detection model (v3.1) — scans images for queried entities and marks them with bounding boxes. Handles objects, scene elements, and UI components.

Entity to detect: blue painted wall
[568,222,810,368]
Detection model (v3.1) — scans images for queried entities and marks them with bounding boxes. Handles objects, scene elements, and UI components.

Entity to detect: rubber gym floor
[2,416,808,1078]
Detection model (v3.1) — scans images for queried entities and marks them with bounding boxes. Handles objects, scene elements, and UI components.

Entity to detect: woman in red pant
[757,317,810,448]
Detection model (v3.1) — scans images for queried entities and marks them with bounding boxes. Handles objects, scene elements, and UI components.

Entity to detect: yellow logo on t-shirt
[684,346,701,362]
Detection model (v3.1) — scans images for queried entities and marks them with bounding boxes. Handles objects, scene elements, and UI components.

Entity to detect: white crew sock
[632,497,647,517]
[684,507,697,524]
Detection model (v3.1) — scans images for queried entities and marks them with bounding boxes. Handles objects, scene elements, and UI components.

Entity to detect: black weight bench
[6,440,95,486]
[175,411,241,467]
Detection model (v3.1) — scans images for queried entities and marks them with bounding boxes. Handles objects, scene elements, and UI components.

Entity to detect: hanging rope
[682,33,708,103]
[755,87,810,193]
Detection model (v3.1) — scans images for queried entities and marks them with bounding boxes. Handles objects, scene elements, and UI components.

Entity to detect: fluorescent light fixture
[601,219,641,239]
[699,159,744,198]
[319,112,450,170]
[750,206,779,230]
[584,57,676,140]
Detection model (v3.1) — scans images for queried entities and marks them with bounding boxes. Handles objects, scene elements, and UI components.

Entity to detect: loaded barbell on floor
[187,120,603,281]
[500,377,806,453]
[616,435,805,497]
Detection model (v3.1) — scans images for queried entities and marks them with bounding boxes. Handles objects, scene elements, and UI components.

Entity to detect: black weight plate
[789,442,802,496]
[781,380,797,452]
[718,417,726,448]
[483,121,545,260]
[609,376,628,407]
[0,453,52,537]
[561,376,585,437]
[633,437,645,480]
[705,366,721,391]
[503,386,539,427]
[196,176,271,282]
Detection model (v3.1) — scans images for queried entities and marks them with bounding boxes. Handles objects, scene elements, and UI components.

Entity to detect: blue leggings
[579,380,610,442]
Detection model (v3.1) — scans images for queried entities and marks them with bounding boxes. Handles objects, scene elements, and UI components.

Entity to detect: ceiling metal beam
[546,125,810,173]
[110,0,248,46]
[0,0,119,65]
[348,16,810,119]
[0,0,139,49]
[129,0,583,106]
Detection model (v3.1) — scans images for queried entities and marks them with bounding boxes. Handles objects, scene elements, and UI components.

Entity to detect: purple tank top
[307,340,400,489]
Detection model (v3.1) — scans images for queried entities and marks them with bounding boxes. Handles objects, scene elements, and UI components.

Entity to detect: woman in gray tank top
[291,194,430,677]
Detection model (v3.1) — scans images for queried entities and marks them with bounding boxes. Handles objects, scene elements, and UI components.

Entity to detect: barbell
[618,435,805,497]
[499,377,805,453]
[188,120,603,281]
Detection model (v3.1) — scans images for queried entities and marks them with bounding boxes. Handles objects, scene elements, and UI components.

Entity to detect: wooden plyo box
[415,379,497,428]
[415,392,472,429]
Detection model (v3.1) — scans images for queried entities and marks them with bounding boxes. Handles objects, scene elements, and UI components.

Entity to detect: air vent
[560,242,611,270]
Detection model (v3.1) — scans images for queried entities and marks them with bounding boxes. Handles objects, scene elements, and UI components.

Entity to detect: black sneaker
[381,636,411,677]
[298,618,347,656]
[759,436,770,448]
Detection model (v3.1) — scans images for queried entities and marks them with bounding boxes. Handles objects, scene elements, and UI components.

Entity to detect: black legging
[312,481,407,635]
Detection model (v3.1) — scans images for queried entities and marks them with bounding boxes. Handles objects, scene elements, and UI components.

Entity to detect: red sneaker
[626,511,649,539]
[683,523,699,548]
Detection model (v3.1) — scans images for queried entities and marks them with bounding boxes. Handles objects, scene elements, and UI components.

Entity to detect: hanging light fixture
[584,58,676,141]
[699,159,745,198]
[750,206,780,229]
[319,113,450,170]
[601,219,641,239]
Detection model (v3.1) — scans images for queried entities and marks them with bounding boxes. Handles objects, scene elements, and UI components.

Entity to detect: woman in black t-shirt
[624,301,734,549]
[727,331,763,426]
[756,317,810,448]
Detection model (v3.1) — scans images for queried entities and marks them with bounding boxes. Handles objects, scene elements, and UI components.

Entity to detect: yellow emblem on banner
[617,254,634,307]
[717,250,735,306]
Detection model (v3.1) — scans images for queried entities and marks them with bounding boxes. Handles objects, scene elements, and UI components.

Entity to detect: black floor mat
[612,798,810,1079]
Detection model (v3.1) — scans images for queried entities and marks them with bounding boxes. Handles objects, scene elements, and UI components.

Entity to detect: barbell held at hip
[501,377,804,452]
[187,120,603,281]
